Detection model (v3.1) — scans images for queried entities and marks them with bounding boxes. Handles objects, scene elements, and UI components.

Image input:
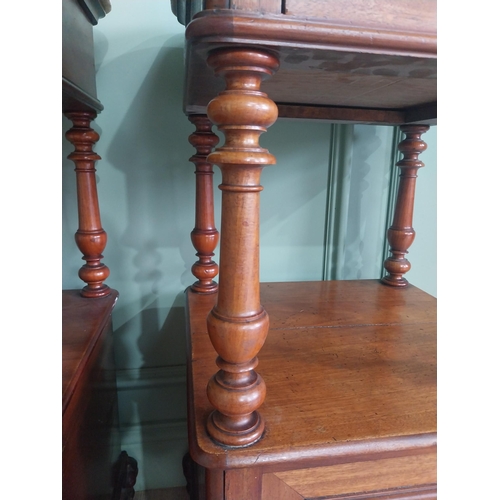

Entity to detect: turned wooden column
[188,115,220,293]
[204,47,279,447]
[65,111,110,298]
[382,124,430,287]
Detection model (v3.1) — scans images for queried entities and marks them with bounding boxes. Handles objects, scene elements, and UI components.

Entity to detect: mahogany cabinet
[172,1,437,499]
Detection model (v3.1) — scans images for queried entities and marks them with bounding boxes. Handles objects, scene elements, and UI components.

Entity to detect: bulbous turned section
[188,115,220,293]
[203,47,279,447]
[206,356,267,447]
[65,111,110,298]
[207,48,279,169]
[382,125,430,287]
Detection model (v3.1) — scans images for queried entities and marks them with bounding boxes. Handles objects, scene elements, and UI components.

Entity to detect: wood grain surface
[186,280,436,471]
[62,289,120,500]
[62,289,118,414]
[268,453,436,498]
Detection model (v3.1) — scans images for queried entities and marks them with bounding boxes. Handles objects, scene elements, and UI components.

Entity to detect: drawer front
[261,453,436,500]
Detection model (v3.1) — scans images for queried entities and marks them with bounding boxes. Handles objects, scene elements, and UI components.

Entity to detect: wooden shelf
[182,9,436,123]
[186,280,436,477]
[62,289,118,414]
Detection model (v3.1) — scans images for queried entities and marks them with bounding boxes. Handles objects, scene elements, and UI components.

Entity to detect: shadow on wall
[343,125,382,279]
[104,42,196,294]
[112,296,189,490]
[94,38,195,489]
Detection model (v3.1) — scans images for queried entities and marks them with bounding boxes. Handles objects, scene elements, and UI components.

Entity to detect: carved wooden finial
[65,111,110,298]
[204,47,279,447]
[188,115,220,293]
[382,124,430,287]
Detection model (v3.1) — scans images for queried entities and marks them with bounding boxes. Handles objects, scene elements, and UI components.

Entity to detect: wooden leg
[65,111,110,298]
[382,125,430,287]
[204,47,279,447]
[189,115,220,293]
[111,450,138,500]
[182,452,201,500]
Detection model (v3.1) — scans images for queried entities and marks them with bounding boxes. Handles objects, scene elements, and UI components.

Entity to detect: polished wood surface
[62,290,118,411]
[179,4,436,122]
[186,281,436,498]
[382,125,430,287]
[62,289,120,500]
[65,111,111,297]
[204,48,279,447]
[264,454,436,499]
[187,281,436,466]
[188,115,220,293]
[174,1,437,497]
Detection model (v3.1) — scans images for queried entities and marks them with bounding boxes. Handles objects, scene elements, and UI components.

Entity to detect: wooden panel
[183,14,436,119]
[206,469,224,500]
[226,468,263,500]
[262,472,304,500]
[62,290,118,413]
[405,103,437,125]
[271,454,436,498]
[62,0,104,112]
[284,0,436,35]
[62,289,120,500]
[185,12,436,57]
[186,280,436,470]
[276,104,405,125]
[260,66,436,110]
[62,0,98,104]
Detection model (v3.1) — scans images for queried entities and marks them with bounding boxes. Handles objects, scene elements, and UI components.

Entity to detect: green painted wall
[62,0,436,491]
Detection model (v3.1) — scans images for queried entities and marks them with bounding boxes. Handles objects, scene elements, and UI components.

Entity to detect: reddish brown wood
[188,115,220,293]
[276,104,406,125]
[382,125,430,287]
[203,47,279,447]
[261,472,303,500]
[185,281,436,498]
[62,289,120,499]
[327,485,437,500]
[186,280,436,471]
[186,11,436,56]
[175,2,437,496]
[262,474,436,500]
[283,0,436,34]
[269,454,436,499]
[226,467,263,499]
[65,111,111,297]
[179,8,436,118]
[206,468,224,500]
